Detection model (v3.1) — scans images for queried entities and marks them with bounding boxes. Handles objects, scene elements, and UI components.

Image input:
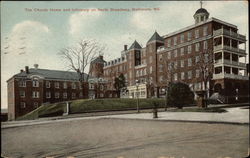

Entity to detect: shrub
[167,82,194,109]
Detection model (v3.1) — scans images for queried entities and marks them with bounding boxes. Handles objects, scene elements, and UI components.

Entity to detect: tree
[196,47,213,107]
[167,82,194,109]
[59,39,105,82]
[114,73,126,97]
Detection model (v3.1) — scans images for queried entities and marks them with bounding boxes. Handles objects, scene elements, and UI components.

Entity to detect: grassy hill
[17,98,166,120]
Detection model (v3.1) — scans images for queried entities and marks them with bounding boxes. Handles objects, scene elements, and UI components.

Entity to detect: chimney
[20,69,24,73]
[124,45,127,51]
[34,64,39,69]
[99,55,103,60]
[25,66,29,74]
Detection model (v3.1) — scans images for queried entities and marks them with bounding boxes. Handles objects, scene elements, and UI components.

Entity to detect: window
[20,102,26,109]
[174,50,178,58]
[55,92,60,98]
[167,39,171,47]
[180,34,184,43]
[188,58,192,67]
[195,43,200,52]
[34,102,38,108]
[159,76,163,82]
[167,52,171,59]
[72,82,76,89]
[63,92,67,99]
[20,91,25,98]
[188,32,192,41]
[150,66,153,74]
[89,83,94,89]
[79,83,82,89]
[79,92,83,98]
[174,37,177,45]
[174,73,178,81]
[19,80,26,87]
[72,93,76,99]
[32,91,39,98]
[203,41,208,50]
[180,47,184,56]
[100,93,104,98]
[100,85,104,91]
[63,82,67,89]
[149,56,153,63]
[195,56,200,63]
[159,54,163,61]
[195,29,199,38]
[46,92,51,98]
[32,79,39,87]
[181,60,184,67]
[196,69,200,78]
[205,54,209,62]
[188,45,192,54]
[46,81,50,88]
[174,61,178,69]
[188,71,192,79]
[203,26,208,36]
[181,72,185,80]
[159,64,163,72]
[55,82,59,88]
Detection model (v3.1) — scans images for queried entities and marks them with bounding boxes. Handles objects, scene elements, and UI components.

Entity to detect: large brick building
[7,65,89,120]
[103,6,248,100]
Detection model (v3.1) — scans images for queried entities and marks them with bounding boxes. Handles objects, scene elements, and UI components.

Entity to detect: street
[1,118,249,158]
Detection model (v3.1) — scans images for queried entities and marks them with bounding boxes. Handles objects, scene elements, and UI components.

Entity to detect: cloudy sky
[1,1,248,109]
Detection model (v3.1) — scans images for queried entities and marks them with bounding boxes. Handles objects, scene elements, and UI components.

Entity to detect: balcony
[213,29,246,41]
[214,45,246,55]
[213,73,248,80]
[214,59,246,68]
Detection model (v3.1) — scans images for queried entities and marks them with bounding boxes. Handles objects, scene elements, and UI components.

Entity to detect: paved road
[2,118,249,158]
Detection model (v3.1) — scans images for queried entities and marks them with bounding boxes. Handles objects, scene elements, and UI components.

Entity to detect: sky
[1,1,248,109]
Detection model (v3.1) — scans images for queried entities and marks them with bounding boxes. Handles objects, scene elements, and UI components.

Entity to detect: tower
[193,1,209,24]
[89,55,106,78]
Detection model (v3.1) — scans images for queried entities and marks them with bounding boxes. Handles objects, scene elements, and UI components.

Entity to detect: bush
[167,82,194,109]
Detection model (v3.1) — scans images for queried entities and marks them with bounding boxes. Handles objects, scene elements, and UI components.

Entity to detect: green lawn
[17,98,166,120]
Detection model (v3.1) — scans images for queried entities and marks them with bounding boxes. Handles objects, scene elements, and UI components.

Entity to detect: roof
[195,8,209,15]
[147,31,164,43]
[129,40,142,50]
[91,56,106,64]
[11,68,88,81]
[162,17,237,39]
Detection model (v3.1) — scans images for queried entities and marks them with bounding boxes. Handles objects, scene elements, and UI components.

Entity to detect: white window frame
[20,91,25,98]
[203,41,208,50]
[46,92,51,98]
[196,69,200,78]
[174,37,177,46]
[34,102,39,108]
[195,29,199,38]
[32,80,39,87]
[195,43,200,52]
[20,102,26,109]
[180,34,184,43]
[188,45,192,54]
[188,71,192,79]
[63,92,67,99]
[181,60,184,68]
[181,72,185,80]
[174,73,178,81]
[46,81,50,88]
[174,49,178,58]
[32,91,40,98]
[72,82,76,89]
[55,92,60,98]
[19,80,26,87]
[180,47,184,56]
[55,82,60,88]
[188,58,192,67]
[203,26,208,36]
[63,82,67,89]
[188,32,192,41]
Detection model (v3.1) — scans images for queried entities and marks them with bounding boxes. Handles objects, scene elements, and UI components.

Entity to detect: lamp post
[135,79,140,113]
[162,87,168,111]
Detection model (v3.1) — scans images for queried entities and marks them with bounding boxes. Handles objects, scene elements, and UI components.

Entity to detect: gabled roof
[129,40,142,50]
[147,31,164,43]
[12,68,88,81]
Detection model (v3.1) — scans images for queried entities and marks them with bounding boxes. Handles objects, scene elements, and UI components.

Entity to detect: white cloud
[1,20,52,108]
[69,9,102,35]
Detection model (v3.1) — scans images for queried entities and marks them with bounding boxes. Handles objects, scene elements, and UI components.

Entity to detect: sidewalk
[2,105,249,129]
